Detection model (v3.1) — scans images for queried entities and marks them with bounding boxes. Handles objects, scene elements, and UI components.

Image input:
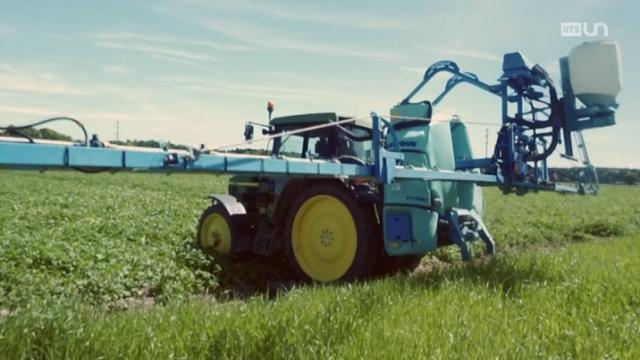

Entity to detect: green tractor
[197,102,485,282]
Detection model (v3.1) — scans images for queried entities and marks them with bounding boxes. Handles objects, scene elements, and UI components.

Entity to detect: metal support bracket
[445,208,496,261]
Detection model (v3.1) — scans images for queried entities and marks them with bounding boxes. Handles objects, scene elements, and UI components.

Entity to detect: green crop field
[1,170,639,358]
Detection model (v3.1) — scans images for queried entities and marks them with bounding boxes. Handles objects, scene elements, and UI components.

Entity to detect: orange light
[267,100,275,112]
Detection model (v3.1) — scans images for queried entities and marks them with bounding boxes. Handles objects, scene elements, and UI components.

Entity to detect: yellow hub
[200,212,232,254]
[292,195,357,281]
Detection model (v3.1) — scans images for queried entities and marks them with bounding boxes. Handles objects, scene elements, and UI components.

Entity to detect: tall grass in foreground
[1,236,639,359]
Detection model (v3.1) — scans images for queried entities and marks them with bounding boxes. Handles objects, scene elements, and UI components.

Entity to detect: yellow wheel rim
[200,212,232,254]
[292,195,357,281]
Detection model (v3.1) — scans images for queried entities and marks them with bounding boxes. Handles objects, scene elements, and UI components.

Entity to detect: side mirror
[244,124,254,141]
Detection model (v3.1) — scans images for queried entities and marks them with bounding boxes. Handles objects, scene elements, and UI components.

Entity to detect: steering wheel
[337,155,366,165]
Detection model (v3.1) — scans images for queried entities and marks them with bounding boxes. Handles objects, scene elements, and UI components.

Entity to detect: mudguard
[208,194,247,216]
[208,194,253,253]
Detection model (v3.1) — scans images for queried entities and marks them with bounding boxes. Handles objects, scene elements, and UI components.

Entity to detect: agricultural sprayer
[0,41,622,282]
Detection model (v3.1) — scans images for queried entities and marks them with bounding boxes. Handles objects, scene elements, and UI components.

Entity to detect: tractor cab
[228,111,376,258]
[268,112,373,165]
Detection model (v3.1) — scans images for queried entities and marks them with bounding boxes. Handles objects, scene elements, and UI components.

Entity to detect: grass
[1,237,639,359]
[483,184,640,245]
[1,170,639,358]
[0,171,227,308]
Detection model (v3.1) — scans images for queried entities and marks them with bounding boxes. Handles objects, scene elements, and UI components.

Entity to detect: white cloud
[171,0,411,31]
[158,76,340,103]
[423,46,502,62]
[102,65,130,75]
[401,66,428,75]
[96,42,218,63]
[148,54,212,71]
[49,32,228,69]
[0,104,146,123]
[157,74,388,108]
[258,71,361,88]
[0,63,169,108]
[86,32,250,52]
[195,18,398,60]
[0,104,179,134]
[0,105,56,117]
[0,64,94,96]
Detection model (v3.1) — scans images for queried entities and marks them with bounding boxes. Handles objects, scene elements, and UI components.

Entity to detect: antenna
[485,128,488,157]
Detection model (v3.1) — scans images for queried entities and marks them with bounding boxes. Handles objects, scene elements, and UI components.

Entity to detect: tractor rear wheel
[197,204,234,255]
[285,183,375,282]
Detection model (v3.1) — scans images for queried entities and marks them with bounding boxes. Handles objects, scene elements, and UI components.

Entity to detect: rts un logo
[561,22,608,37]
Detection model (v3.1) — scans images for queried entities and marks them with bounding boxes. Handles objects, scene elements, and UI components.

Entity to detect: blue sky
[0,0,637,167]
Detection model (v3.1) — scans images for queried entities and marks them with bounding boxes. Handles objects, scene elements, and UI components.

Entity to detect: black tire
[284,182,376,282]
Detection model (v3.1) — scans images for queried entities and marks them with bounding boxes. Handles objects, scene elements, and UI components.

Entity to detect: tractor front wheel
[285,183,375,282]
[197,204,235,255]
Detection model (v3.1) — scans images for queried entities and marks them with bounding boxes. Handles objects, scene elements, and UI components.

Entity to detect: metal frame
[0,131,498,185]
[397,52,617,195]
[0,51,617,192]
[445,208,496,261]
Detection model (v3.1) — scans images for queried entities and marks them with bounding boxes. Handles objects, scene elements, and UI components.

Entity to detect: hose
[0,116,89,146]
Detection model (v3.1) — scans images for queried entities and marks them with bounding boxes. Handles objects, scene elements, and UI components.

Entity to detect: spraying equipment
[0,41,622,282]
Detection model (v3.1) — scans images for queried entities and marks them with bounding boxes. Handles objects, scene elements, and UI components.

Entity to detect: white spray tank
[568,41,622,107]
